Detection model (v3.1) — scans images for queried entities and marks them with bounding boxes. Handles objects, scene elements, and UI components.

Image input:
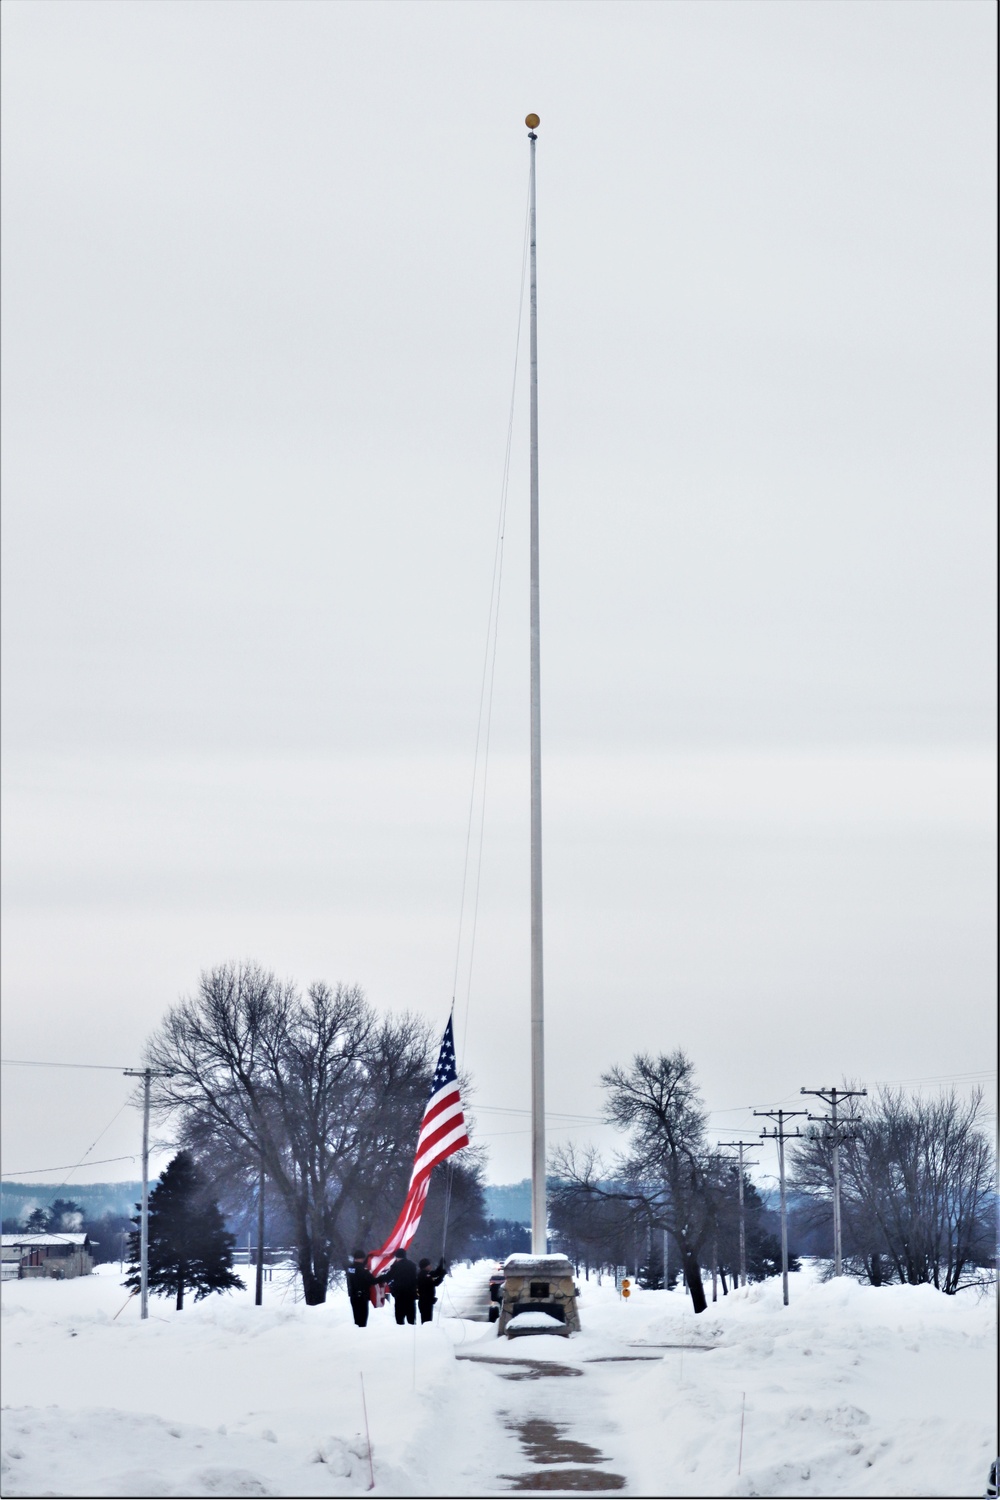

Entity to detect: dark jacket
[346,1263,374,1301]
[379,1255,418,1299]
[417,1262,446,1302]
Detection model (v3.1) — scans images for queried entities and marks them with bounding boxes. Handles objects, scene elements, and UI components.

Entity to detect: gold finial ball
[525,114,540,129]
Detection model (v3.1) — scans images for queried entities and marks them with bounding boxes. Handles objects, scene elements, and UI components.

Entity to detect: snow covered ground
[1,1260,995,1496]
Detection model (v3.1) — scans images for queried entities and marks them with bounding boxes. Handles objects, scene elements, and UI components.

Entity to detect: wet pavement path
[453,1348,646,1492]
[456,1355,583,1380]
[435,1265,687,1493]
[499,1416,626,1492]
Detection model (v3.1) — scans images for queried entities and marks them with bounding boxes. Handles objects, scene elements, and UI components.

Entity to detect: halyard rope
[441,167,531,1264]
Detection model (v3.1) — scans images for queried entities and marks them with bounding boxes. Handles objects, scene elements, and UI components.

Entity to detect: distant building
[1,1233,95,1280]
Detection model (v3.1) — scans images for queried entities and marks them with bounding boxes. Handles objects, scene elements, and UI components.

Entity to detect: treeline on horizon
[5,961,995,1311]
[1,1183,140,1265]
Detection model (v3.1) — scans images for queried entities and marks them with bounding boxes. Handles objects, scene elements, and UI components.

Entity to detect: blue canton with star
[430,1016,459,1095]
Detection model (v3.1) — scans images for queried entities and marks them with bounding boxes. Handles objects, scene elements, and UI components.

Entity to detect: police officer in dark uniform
[416,1257,447,1323]
[377,1247,419,1325]
[346,1250,373,1327]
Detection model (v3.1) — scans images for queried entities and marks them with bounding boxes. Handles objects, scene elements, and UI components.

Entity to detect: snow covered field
[1,1261,995,1497]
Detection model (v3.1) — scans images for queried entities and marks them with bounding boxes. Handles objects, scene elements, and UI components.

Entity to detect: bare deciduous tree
[147,962,458,1304]
[551,1050,728,1314]
[792,1086,995,1293]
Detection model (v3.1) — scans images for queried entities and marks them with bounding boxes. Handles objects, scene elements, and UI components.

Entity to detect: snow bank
[576,1268,997,1497]
[505,1310,568,1336]
[1,1261,995,1495]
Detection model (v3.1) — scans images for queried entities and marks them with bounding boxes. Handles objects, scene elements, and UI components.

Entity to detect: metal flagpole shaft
[526,114,546,1258]
[440,1159,455,1262]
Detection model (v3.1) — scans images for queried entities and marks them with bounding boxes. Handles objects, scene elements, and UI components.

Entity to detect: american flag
[368,1016,469,1277]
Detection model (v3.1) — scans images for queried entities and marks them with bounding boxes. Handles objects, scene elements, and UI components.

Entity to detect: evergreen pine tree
[24,1207,48,1233]
[745,1222,801,1281]
[47,1199,83,1233]
[125,1151,242,1309]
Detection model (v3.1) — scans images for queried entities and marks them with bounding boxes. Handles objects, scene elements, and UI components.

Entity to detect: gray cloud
[2,0,995,1183]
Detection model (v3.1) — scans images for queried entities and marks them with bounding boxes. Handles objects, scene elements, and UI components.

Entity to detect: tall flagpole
[526,113,546,1256]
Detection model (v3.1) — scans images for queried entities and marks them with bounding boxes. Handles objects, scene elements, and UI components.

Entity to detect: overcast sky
[2,0,995,1190]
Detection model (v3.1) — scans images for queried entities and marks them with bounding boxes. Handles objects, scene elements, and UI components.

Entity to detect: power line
[1,1154,138,1177]
[475,1105,605,1122]
[5,1059,991,1088]
[2,1085,139,1182]
[1,1058,131,1071]
[476,1122,600,1139]
[870,1070,995,1086]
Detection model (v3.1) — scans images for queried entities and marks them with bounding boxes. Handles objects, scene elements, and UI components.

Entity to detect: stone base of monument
[498,1254,581,1337]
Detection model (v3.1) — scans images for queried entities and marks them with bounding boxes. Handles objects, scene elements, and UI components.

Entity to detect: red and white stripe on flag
[369,1016,469,1277]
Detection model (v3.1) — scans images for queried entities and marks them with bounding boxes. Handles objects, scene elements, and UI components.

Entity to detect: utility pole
[255,1155,265,1306]
[657,1185,671,1290]
[123,1067,170,1320]
[525,111,547,1257]
[719,1141,759,1289]
[706,1152,724,1301]
[800,1086,866,1276]
[755,1109,807,1306]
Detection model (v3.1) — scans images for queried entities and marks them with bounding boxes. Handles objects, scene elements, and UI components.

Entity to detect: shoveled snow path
[1,1261,995,1496]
